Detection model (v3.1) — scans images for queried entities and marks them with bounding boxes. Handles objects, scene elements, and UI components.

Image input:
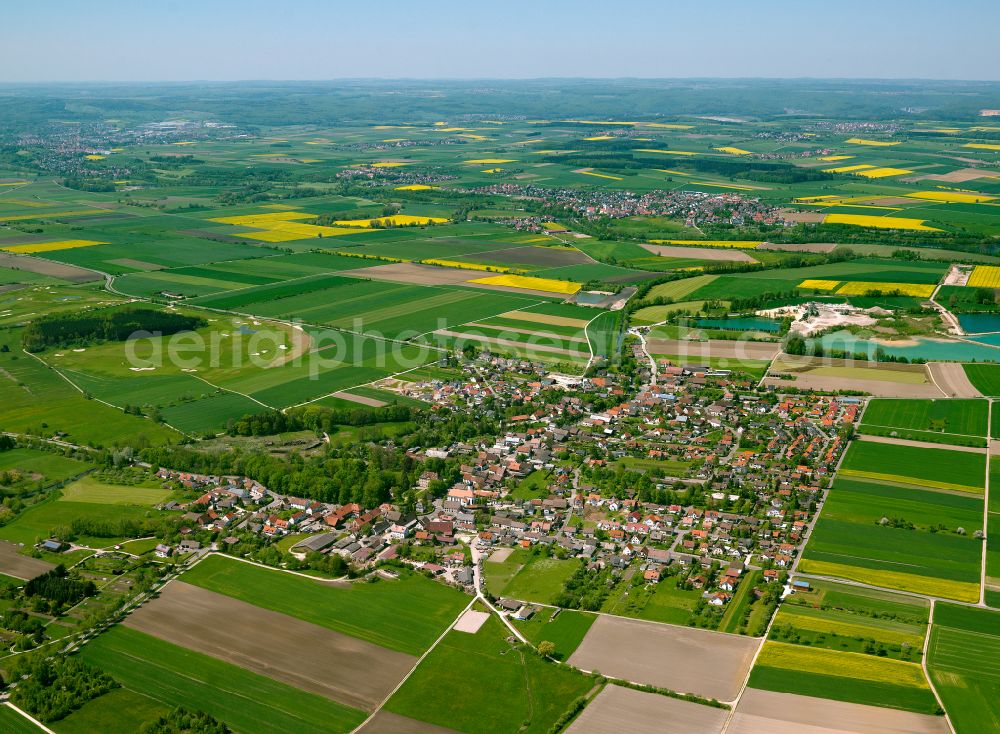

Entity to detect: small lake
[811,331,1000,363]
[958,313,1000,334]
[695,317,780,333]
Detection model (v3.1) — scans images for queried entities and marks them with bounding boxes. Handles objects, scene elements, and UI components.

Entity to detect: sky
[3,0,999,82]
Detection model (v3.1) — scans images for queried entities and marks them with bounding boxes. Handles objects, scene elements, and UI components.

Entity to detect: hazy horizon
[4,0,999,83]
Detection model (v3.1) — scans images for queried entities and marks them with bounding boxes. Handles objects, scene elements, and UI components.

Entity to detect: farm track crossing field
[860,398,987,438]
[123,581,415,710]
[79,626,367,734]
[927,604,1000,733]
[181,554,468,655]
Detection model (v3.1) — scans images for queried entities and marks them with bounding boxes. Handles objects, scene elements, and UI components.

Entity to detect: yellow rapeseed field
[793,195,841,202]
[964,143,1000,151]
[823,164,875,174]
[796,559,980,602]
[908,191,996,204]
[845,138,900,146]
[84,154,106,160]
[967,266,1000,288]
[755,642,929,688]
[463,159,515,164]
[576,170,623,181]
[369,162,409,168]
[332,214,449,228]
[824,213,940,231]
[210,212,312,226]
[395,184,436,191]
[635,149,698,156]
[816,155,853,161]
[422,259,523,274]
[835,281,935,298]
[798,279,841,290]
[2,239,108,254]
[714,146,752,155]
[856,167,913,178]
[469,274,581,294]
[583,136,616,141]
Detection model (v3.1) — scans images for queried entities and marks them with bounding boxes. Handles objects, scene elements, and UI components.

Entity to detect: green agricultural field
[385,614,593,734]
[181,554,468,655]
[838,440,986,493]
[0,497,171,547]
[78,627,367,734]
[928,604,1000,733]
[512,607,596,661]
[0,330,179,448]
[58,475,174,506]
[800,477,983,602]
[859,398,988,445]
[0,705,46,734]
[483,547,531,595]
[0,448,91,490]
[747,641,939,714]
[55,688,170,734]
[964,364,1000,396]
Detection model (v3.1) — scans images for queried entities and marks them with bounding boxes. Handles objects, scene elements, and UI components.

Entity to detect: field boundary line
[922,601,958,734]
[348,595,477,734]
[982,399,991,606]
[3,702,58,734]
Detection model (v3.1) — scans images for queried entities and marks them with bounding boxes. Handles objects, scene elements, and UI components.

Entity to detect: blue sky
[3,0,998,82]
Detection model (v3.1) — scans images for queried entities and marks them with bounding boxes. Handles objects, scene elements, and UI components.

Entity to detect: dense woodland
[22,308,205,352]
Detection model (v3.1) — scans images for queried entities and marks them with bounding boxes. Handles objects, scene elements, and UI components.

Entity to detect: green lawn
[499,555,579,606]
[510,470,554,501]
[386,614,593,734]
[58,475,173,506]
[181,554,468,655]
[78,627,366,734]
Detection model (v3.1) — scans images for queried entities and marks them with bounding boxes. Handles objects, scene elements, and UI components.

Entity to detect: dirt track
[566,684,727,734]
[639,244,757,262]
[728,688,951,734]
[763,375,944,398]
[646,338,781,362]
[0,541,55,580]
[124,581,415,711]
[567,615,757,701]
[357,711,460,734]
[856,433,986,454]
[0,252,100,283]
[928,362,984,397]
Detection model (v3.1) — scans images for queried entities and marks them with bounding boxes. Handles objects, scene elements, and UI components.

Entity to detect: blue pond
[958,313,1000,334]
[811,331,1000,363]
